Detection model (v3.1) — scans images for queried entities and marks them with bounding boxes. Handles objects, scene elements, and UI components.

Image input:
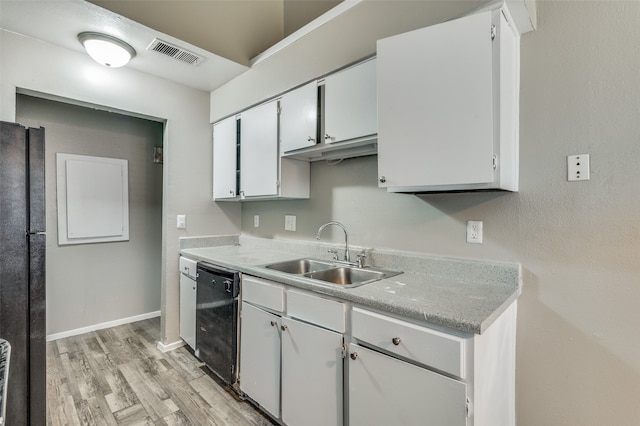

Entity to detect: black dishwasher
[195,263,240,385]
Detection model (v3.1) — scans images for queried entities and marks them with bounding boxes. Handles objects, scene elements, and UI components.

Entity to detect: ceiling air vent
[147,38,205,66]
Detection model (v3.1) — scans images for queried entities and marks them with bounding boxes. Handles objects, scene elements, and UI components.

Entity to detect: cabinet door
[281,317,343,426]
[324,58,377,144]
[280,81,318,153]
[377,11,495,189]
[348,343,467,426]
[179,274,196,349]
[212,116,238,199]
[240,101,278,197]
[239,302,281,418]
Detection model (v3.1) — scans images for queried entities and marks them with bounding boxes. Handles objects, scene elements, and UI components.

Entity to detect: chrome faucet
[316,221,350,263]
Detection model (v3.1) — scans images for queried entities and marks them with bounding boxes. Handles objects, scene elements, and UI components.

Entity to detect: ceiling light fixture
[78,32,136,68]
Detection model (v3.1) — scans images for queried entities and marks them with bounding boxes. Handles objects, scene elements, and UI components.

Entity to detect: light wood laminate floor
[46,317,273,425]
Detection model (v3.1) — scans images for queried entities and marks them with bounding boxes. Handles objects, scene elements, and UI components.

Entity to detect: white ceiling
[0,0,337,92]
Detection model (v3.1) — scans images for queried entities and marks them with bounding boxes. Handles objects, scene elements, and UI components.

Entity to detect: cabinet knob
[307,136,315,142]
[324,134,333,141]
[270,321,277,327]
[392,337,401,346]
[379,176,387,183]
[350,352,358,360]
[281,325,288,331]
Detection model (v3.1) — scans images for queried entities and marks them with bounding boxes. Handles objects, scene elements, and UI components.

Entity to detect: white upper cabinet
[323,57,377,144]
[377,8,519,192]
[240,100,279,198]
[213,99,310,202]
[280,81,319,153]
[212,115,238,200]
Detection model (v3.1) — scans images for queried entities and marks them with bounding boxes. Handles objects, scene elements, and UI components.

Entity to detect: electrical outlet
[567,154,590,181]
[466,220,483,244]
[177,214,186,229]
[284,215,296,231]
[254,214,260,228]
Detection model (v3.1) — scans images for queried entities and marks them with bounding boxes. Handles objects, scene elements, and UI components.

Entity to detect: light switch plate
[284,215,296,231]
[254,214,260,228]
[177,214,186,229]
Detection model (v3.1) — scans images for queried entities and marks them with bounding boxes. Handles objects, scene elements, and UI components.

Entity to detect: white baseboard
[156,339,186,353]
[46,310,161,342]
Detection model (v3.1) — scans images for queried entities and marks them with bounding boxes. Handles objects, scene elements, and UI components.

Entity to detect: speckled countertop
[179,235,521,335]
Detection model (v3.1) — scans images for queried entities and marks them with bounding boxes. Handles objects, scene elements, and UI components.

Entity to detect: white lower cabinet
[239,278,345,426]
[178,273,196,349]
[239,301,281,418]
[281,317,343,426]
[348,343,467,425]
[349,304,517,426]
[179,256,197,349]
[238,275,516,426]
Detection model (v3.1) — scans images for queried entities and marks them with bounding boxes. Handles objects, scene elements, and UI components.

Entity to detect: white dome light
[78,32,136,68]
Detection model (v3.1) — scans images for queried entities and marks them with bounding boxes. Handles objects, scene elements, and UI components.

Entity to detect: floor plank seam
[47,318,273,426]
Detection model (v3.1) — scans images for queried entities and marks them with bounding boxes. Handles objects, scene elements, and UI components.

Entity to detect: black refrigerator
[0,121,46,425]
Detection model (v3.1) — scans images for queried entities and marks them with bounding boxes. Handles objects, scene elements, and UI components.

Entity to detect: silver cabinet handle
[379,176,387,183]
[324,133,334,141]
[350,352,358,360]
[307,136,315,142]
[392,337,401,346]
[281,325,288,331]
[270,321,277,327]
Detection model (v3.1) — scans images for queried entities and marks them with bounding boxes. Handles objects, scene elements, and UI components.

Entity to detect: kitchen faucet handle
[356,252,367,268]
[327,249,339,261]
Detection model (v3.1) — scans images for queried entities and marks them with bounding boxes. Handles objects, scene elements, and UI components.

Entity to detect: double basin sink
[263,258,402,288]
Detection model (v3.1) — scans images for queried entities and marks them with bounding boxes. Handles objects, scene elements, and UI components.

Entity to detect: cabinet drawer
[351,307,465,378]
[348,343,467,426]
[179,256,197,280]
[287,289,345,333]
[242,276,285,313]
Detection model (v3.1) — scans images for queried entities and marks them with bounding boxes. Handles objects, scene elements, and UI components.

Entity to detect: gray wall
[218,2,640,424]
[16,96,163,335]
[2,29,242,346]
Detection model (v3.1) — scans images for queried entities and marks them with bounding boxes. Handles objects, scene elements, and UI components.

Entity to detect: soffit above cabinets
[0,0,535,93]
[87,0,343,66]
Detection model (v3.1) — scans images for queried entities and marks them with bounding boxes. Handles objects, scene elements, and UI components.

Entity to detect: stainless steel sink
[305,267,388,286]
[263,258,402,288]
[265,258,334,275]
